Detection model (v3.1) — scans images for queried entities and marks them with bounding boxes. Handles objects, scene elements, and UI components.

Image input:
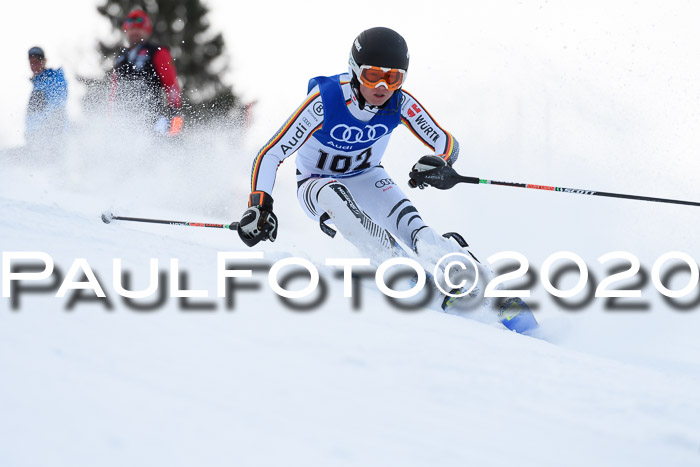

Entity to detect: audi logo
[374,178,395,188]
[330,124,389,144]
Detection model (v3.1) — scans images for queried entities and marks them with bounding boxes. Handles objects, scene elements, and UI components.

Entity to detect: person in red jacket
[110,8,183,136]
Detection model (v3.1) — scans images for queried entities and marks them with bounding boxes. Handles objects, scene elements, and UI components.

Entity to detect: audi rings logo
[375,178,395,188]
[330,124,389,144]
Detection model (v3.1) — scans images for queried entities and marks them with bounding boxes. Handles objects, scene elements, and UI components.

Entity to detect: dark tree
[96,0,243,122]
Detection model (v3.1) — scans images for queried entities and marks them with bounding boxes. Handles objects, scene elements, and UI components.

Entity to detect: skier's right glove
[408,155,449,189]
[237,191,278,247]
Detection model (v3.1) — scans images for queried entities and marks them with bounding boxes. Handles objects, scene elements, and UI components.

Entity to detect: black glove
[408,155,449,189]
[237,191,278,247]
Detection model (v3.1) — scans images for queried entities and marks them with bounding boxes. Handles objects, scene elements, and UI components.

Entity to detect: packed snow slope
[1,174,699,467]
[3,2,700,465]
[1,115,700,467]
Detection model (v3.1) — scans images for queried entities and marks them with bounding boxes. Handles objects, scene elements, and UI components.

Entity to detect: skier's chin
[366,93,392,106]
[360,85,393,107]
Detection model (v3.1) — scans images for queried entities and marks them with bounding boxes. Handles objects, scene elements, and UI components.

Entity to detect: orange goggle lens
[359,66,405,90]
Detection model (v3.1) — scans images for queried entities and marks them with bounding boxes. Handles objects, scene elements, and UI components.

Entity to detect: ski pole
[411,166,700,207]
[101,212,239,230]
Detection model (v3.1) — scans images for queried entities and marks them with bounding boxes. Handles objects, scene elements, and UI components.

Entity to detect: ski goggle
[358,65,406,91]
[123,12,152,32]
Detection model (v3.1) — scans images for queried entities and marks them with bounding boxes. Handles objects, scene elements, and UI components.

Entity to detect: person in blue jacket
[26,47,68,143]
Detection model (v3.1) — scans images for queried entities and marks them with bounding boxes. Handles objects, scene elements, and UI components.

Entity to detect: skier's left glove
[237,191,278,247]
[408,155,449,189]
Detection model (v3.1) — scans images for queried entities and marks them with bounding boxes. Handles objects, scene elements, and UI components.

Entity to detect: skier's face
[126,28,150,46]
[28,56,45,76]
[359,84,394,107]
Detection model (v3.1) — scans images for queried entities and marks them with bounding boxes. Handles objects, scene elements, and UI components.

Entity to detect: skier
[25,47,68,144]
[237,27,461,257]
[236,27,537,332]
[110,8,183,136]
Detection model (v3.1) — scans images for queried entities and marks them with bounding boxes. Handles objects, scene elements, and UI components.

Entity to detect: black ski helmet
[348,27,409,108]
[350,27,410,72]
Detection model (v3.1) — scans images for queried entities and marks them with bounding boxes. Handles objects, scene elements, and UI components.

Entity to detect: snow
[3,2,700,466]
[2,133,700,467]
[1,196,699,467]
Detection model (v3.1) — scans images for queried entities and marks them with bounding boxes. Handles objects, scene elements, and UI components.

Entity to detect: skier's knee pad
[316,182,363,222]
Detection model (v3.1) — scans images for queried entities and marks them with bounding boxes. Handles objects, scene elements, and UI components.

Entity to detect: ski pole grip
[459,175,481,185]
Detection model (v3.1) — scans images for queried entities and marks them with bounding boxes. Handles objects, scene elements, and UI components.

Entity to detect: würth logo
[407,104,422,118]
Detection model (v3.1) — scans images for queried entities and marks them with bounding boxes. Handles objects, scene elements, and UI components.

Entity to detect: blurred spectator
[110,8,183,136]
[26,47,68,143]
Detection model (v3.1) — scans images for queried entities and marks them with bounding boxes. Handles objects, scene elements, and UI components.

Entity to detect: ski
[440,289,539,335]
